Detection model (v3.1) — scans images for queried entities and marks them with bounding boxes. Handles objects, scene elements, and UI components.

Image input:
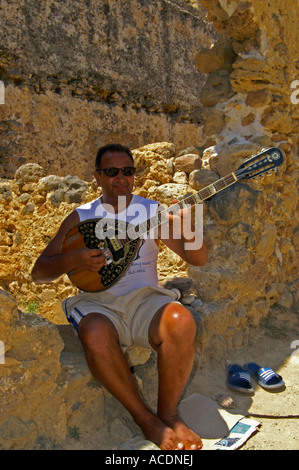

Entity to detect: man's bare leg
[149,303,203,450]
[77,313,183,450]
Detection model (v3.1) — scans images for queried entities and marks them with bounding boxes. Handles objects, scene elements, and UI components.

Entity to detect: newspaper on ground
[213,417,261,450]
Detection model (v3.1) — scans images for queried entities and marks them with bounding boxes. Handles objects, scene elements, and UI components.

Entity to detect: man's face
[94,151,135,205]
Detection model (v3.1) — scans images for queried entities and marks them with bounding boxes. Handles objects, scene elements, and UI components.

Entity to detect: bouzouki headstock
[234,147,284,181]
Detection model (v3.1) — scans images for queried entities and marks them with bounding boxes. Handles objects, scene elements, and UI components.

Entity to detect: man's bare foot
[135,411,184,450]
[159,413,203,450]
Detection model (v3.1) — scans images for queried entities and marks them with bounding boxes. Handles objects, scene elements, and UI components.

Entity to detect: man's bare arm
[31,211,107,283]
[158,203,208,266]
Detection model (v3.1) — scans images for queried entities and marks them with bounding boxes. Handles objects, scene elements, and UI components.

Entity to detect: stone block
[174,154,202,173]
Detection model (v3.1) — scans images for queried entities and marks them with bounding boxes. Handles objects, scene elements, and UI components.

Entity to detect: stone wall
[188,0,299,354]
[0,0,217,180]
[196,0,299,147]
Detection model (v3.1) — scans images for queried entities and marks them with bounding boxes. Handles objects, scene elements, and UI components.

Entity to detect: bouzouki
[61,147,284,292]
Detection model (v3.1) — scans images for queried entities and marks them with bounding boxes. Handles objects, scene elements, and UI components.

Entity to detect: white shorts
[62,286,181,351]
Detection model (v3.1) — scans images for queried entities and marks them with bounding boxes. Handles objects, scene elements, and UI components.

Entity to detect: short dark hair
[95,144,134,170]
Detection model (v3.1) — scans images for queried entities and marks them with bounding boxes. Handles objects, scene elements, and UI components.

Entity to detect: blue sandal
[244,362,285,391]
[226,364,254,394]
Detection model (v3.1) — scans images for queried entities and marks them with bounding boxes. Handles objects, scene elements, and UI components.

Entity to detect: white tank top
[75,195,160,295]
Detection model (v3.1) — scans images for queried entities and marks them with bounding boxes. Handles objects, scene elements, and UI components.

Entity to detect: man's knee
[164,303,196,338]
[149,303,196,348]
[78,313,119,350]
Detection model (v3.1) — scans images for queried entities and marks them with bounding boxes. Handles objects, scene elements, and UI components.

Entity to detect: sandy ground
[186,306,299,450]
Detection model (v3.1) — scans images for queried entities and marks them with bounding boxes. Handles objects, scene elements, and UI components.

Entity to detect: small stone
[245,89,272,108]
[14,163,46,184]
[181,294,196,305]
[212,394,236,409]
[175,154,202,174]
[190,298,203,309]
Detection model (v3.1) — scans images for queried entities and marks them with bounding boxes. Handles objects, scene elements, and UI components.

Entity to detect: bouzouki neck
[124,147,284,242]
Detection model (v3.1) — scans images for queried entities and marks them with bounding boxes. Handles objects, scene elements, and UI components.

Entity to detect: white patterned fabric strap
[233,371,251,382]
[258,368,277,381]
[239,372,251,381]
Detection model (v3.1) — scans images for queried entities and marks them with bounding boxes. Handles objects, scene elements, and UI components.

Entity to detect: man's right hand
[74,247,107,272]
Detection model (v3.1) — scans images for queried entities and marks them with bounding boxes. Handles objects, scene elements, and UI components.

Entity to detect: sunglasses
[97,166,136,177]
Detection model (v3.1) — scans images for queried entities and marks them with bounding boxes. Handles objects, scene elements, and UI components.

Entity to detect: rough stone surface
[0,0,217,180]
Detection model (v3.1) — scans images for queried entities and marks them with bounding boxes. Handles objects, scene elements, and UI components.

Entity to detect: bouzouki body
[61,147,284,292]
[61,218,141,292]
